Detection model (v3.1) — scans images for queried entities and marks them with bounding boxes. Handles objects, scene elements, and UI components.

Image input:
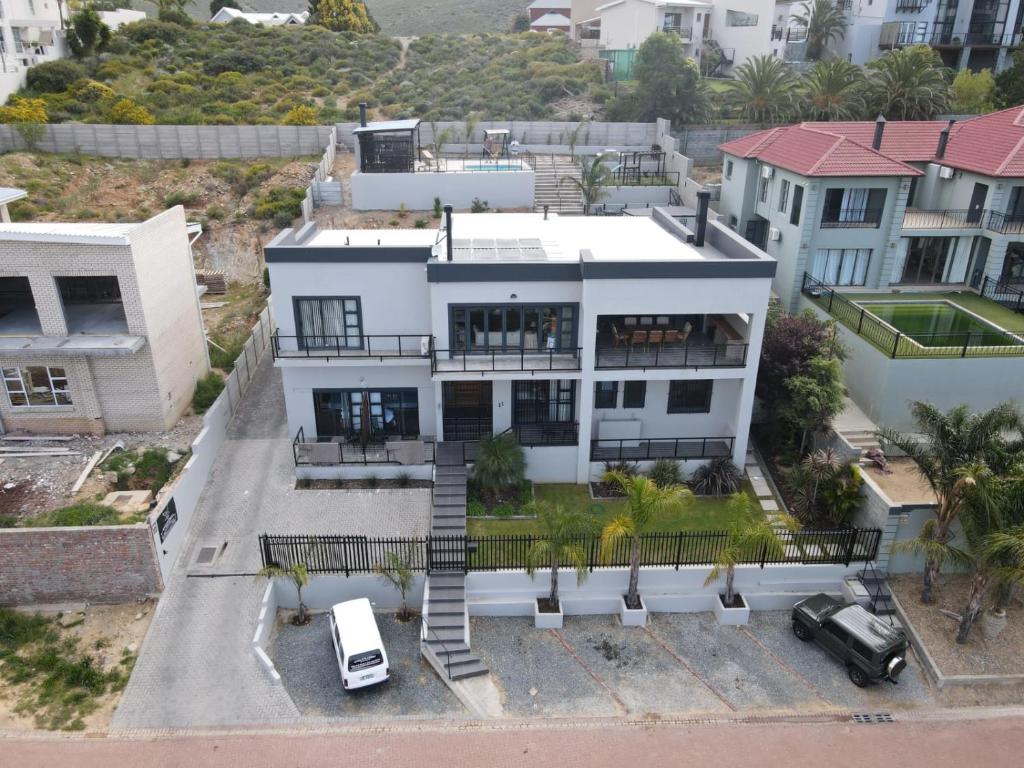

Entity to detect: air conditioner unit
[939,166,955,179]
[768,227,781,241]
[761,166,774,179]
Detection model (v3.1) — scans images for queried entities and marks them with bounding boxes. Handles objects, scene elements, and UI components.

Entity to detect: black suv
[792,594,908,687]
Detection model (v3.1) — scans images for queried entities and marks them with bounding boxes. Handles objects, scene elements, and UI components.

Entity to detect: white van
[328,598,390,691]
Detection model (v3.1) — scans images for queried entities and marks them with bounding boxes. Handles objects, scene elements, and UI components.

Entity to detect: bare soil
[864,458,936,505]
[691,166,722,184]
[892,574,1024,677]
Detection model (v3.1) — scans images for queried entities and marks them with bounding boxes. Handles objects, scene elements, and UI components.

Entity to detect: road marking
[738,626,835,706]
[643,626,738,712]
[549,629,629,716]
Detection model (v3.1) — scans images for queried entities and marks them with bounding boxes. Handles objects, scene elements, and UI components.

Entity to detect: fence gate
[427,535,467,573]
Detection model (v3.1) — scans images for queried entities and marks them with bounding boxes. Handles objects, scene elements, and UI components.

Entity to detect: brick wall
[0,525,163,605]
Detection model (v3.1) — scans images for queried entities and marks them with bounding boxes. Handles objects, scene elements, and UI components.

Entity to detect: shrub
[648,459,682,489]
[283,104,319,125]
[433,196,443,219]
[205,204,226,220]
[602,460,638,478]
[163,190,200,208]
[689,457,742,496]
[467,500,486,517]
[192,373,224,414]
[252,187,305,222]
[414,218,427,228]
[365,474,379,488]
[470,197,489,213]
[28,502,125,528]
[26,60,87,93]
[492,504,515,518]
[108,98,155,125]
[472,433,526,492]
[262,266,271,290]
[396,472,411,488]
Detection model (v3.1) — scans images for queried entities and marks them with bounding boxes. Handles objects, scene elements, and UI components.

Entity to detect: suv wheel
[792,621,813,641]
[848,665,869,688]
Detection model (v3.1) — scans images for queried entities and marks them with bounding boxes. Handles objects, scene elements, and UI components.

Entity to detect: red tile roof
[937,106,1024,177]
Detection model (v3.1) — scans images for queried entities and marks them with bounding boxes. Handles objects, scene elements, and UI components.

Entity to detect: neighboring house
[0,207,209,435]
[266,202,775,484]
[529,0,572,22]
[595,0,712,77]
[209,8,309,25]
[706,0,800,76]
[531,11,572,32]
[98,9,147,31]
[0,0,66,103]
[718,106,1024,312]
[571,0,604,40]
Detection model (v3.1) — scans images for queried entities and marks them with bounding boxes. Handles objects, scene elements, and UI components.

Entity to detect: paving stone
[760,499,779,512]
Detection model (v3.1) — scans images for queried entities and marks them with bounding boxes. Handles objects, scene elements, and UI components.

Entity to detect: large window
[594,381,618,409]
[790,185,804,226]
[811,249,872,286]
[451,304,576,353]
[778,179,790,213]
[3,366,71,408]
[821,188,887,227]
[667,380,713,414]
[313,388,419,439]
[900,237,954,284]
[758,175,769,203]
[623,381,646,409]
[294,297,362,350]
[726,10,759,26]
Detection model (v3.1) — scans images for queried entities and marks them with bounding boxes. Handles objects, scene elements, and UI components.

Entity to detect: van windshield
[348,650,383,671]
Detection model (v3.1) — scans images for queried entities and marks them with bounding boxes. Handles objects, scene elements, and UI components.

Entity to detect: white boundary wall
[351,168,535,211]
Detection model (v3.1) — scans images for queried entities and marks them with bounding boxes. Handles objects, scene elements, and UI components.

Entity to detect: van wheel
[792,621,813,641]
[848,666,869,688]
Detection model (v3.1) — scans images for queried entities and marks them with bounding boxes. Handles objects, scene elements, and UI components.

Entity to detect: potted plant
[600,472,692,626]
[525,502,593,628]
[257,562,311,626]
[704,493,795,625]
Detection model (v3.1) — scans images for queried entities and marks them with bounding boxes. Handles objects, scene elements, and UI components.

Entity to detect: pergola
[354,119,422,173]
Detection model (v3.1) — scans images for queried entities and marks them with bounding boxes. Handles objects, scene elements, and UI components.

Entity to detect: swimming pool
[460,161,527,172]
[857,300,1021,348]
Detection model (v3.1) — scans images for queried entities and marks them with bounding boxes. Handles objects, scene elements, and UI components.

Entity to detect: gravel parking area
[272,612,465,720]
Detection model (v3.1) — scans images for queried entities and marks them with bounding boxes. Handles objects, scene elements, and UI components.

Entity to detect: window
[623,381,646,409]
[790,185,804,226]
[451,304,576,353]
[811,249,872,286]
[726,10,758,26]
[294,297,362,350]
[313,388,419,439]
[513,380,575,425]
[758,176,769,203]
[594,381,618,409]
[725,160,733,179]
[778,179,790,213]
[821,188,887,227]
[667,380,713,414]
[3,366,71,408]
[822,623,848,643]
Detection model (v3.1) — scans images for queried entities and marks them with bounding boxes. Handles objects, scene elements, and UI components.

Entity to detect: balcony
[595,314,749,370]
[987,210,1024,235]
[820,208,884,229]
[272,332,432,360]
[590,436,735,462]
[902,208,986,230]
[594,342,748,370]
[431,347,583,375]
[292,429,437,466]
[662,24,693,41]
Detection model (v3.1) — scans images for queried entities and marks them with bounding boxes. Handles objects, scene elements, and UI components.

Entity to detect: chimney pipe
[936,119,955,159]
[443,205,453,262]
[358,102,368,128]
[695,191,710,248]
[872,114,886,151]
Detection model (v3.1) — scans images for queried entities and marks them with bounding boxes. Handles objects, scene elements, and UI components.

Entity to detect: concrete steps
[532,156,584,213]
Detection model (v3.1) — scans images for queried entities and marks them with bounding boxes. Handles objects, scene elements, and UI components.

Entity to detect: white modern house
[0,0,66,102]
[209,8,309,25]
[98,9,146,31]
[266,199,775,483]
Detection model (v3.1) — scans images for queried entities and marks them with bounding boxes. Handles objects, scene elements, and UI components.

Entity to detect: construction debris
[71,450,104,495]
[0,436,74,442]
[0,452,82,458]
[195,269,227,294]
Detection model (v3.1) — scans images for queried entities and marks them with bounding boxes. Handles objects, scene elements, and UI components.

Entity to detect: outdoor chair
[630,329,647,350]
[663,328,681,345]
[647,329,664,350]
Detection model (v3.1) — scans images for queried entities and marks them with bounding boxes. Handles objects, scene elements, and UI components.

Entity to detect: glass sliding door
[313,389,419,441]
[451,304,577,353]
[901,237,954,284]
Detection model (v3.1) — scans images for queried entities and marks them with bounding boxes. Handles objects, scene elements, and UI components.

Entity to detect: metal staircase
[857,562,896,625]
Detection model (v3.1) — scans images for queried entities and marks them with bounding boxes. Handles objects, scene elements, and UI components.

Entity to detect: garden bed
[467,479,534,517]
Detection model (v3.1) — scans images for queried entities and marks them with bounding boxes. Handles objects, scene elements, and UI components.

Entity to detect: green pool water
[860,301,1020,348]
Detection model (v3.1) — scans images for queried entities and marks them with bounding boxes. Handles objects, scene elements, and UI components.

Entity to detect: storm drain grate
[852,712,895,724]
[195,546,218,565]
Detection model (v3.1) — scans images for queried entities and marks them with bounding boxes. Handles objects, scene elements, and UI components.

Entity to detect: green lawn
[467,483,761,537]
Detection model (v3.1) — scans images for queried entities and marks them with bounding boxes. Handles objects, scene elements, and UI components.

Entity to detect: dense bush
[252,186,305,227]
[192,372,225,413]
[648,459,682,489]
[689,457,742,496]
[26,60,87,94]
[27,502,128,527]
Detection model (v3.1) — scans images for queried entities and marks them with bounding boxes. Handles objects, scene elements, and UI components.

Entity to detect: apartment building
[0,206,210,435]
[0,0,65,102]
[266,201,775,484]
[718,106,1024,311]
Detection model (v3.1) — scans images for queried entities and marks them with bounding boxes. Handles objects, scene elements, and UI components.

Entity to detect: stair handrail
[858,562,895,626]
[421,613,455,680]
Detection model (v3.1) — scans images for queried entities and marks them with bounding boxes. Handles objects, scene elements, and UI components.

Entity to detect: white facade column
[575,376,595,483]
[433,379,445,441]
[886,237,911,287]
[492,380,512,433]
[731,308,767,465]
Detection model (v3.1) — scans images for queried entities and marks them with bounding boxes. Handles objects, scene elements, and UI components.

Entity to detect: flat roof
[304,228,437,248]
[352,119,421,135]
[0,222,140,245]
[0,334,146,356]
[0,187,27,206]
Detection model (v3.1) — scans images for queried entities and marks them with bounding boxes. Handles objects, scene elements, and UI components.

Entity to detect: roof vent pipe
[444,204,453,262]
[543,204,549,221]
[872,114,886,150]
[936,119,955,159]
[695,191,710,248]
[358,102,368,128]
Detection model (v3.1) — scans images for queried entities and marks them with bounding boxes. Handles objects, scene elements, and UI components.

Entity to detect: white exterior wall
[708,0,793,73]
[599,0,658,49]
[350,170,535,211]
[0,0,66,102]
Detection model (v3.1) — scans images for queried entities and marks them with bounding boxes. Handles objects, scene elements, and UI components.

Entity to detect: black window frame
[667,380,713,414]
[725,159,733,179]
[313,387,420,440]
[512,380,575,425]
[790,184,803,226]
[778,179,790,213]
[449,303,578,354]
[594,381,618,410]
[293,296,363,351]
[622,380,646,409]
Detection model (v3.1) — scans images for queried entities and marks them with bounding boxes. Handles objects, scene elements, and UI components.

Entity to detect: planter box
[619,595,648,627]
[534,598,564,629]
[713,592,750,625]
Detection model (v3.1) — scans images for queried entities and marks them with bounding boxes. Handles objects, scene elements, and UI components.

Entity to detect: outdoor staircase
[531,155,585,214]
[421,441,489,682]
[856,564,898,624]
[839,428,882,464]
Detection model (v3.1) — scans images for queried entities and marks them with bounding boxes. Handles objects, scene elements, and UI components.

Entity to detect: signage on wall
[156,498,178,543]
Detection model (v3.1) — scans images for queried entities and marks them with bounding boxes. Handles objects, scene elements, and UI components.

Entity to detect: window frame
[667,380,713,414]
[778,179,790,213]
[790,184,804,226]
[811,248,872,286]
[2,365,72,408]
[594,381,618,410]
[758,175,769,203]
[293,296,363,351]
[622,380,646,409]
[725,159,733,180]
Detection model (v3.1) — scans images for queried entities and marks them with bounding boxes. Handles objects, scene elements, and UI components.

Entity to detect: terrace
[594,313,749,370]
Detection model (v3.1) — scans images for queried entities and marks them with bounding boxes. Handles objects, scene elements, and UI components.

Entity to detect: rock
[529,687,538,697]
[123,465,136,476]
[59,612,85,628]
[125,643,138,655]
[3,482,15,490]
[134,610,148,621]
[102,471,119,485]
[166,451,182,463]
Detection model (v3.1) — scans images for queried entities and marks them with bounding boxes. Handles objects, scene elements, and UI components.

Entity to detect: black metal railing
[591,436,734,462]
[801,272,1024,358]
[895,0,927,10]
[272,332,432,360]
[421,617,455,679]
[662,24,693,41]
[431,347,583,374]
[292,427,436,466]
[986,210,1024,234]
[902,208,986,229]
[594,342,748,369]
[442,416,493,442]
[820,208,884,229]
[981,275,1024,314]
[606,168,681,187]
[514,422,579,447]
[258,527,883,575]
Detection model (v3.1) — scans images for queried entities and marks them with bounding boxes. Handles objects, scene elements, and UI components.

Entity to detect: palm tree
[866,45,952,120]
[801,59,866,120]
[792,0,848,61]
[525,502,594,610]
[879,401,1022,603]
[600,472,693,609]
[375,546,417,621]
[727,55,798,124]
[957,523,1024,644]
[705,493,797,606]
[258,562,310,625]
[560,156,612,214]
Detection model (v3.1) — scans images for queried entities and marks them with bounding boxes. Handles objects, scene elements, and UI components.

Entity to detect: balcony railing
[431,347,583,374]
[902,208,986,230]
[292,427,436,466]
[514,422,579,447]
[591,436,735,462]
[272,332,432,360]
[594,342,748,370]
[894,0,926,10]
[662,25,693,41]
[987,210,1024,235]
[820,208,884,229]
[981,276,1024,314]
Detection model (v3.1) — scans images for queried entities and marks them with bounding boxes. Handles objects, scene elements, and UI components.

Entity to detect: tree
[792,0,848,61]
[801,59,866,121]
[375,547,417,621]
[66,7,111,59]
[0,97,48,150]
[600,473,693,609]
[312,0,376,33]
[950,68,995,115]
[525,503,594,610]
[866,45,951,120]
[704,493,795,605]
[283,105,320,125]
[995,50,1024,108]
[210,0,241,16]
[880,402,1022,603]
[512,13,530,33]
[727,55,798,123]
[471,432,526,492]
[782,355,845,454]
[258,563,310,625]
[619,32,711,125]
[560,156,612,213]
[785,449,862,526]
